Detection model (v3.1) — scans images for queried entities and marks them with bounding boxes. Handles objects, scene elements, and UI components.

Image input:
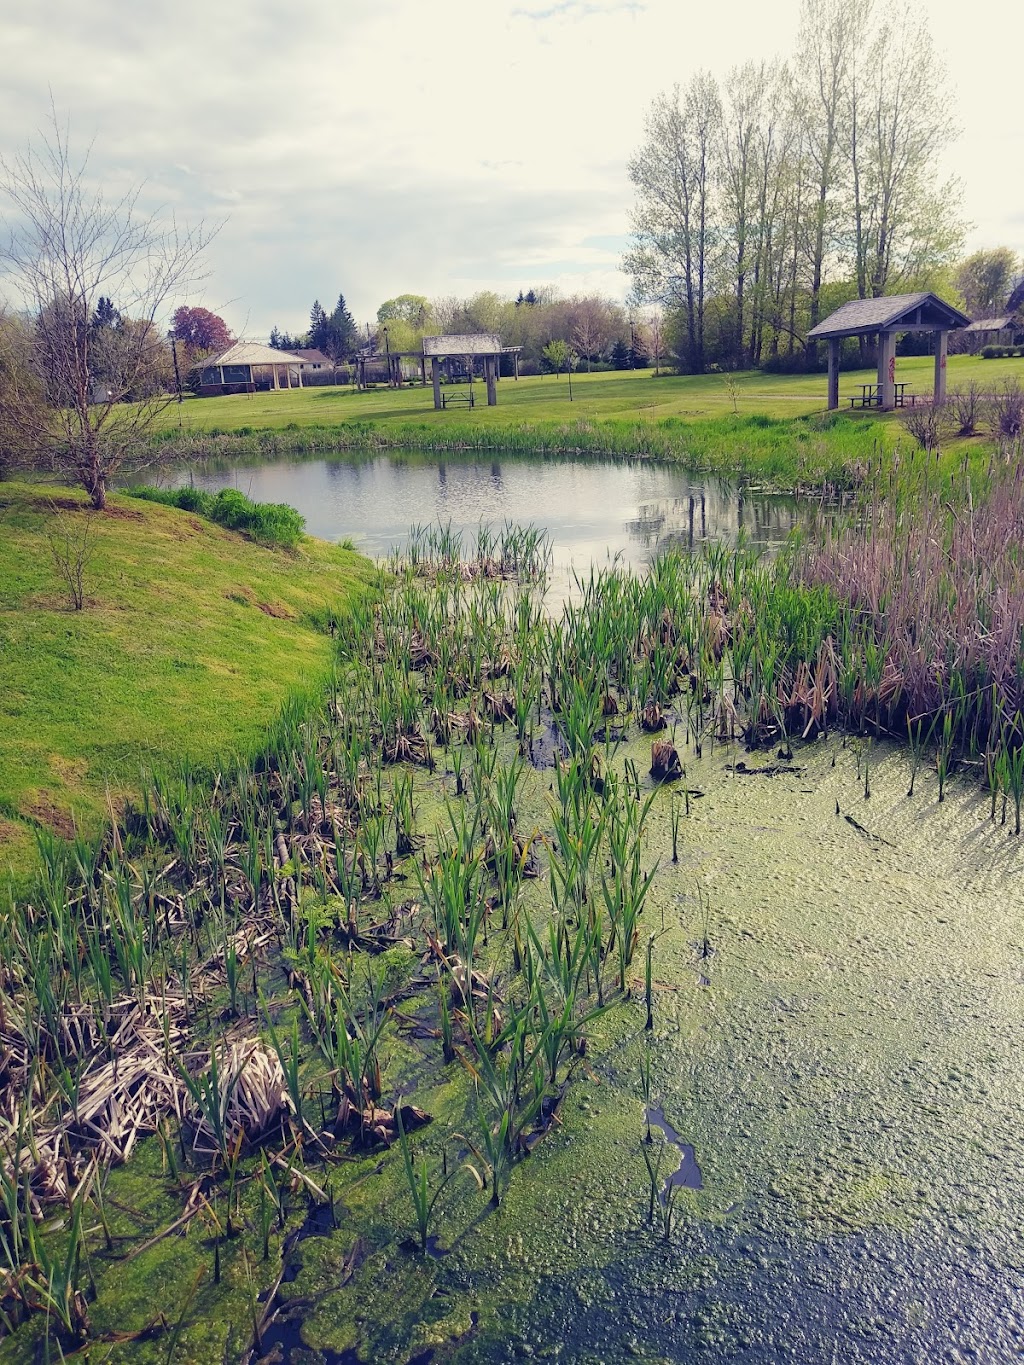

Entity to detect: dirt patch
[31,495,83,513]
[102,504,143,521]
[0,816,25,848]
[23,794,77,840]
[257,601,295,619]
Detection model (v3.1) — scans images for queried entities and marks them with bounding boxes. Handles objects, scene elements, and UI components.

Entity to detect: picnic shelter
[808,293,970,411]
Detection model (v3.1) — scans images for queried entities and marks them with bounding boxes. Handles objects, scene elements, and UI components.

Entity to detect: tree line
[626,0,974,372]
[269,294,357,362]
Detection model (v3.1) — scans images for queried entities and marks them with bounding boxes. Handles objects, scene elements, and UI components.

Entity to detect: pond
[160,450,806,570]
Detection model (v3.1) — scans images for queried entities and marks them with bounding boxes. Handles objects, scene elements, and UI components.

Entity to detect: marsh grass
[2,490,1023,1353]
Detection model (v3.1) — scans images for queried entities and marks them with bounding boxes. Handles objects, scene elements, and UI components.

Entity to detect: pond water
[161,450,805,570]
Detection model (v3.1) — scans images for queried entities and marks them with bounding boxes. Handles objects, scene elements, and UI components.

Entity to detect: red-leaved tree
[170,306,232,358]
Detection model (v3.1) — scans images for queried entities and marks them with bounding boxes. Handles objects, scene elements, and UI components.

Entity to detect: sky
[0,0,1020,339]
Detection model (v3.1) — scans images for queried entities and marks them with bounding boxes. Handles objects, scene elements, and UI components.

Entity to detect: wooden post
[827,337,840,411]
[485,355,497,406]
[514,352,519,380]
[934,330,948,405]
[273,364,280,390]
[431,357,442,410]
[878,331,895,410]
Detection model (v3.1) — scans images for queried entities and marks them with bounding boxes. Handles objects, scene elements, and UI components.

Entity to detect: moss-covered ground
[5,728,1022,1363]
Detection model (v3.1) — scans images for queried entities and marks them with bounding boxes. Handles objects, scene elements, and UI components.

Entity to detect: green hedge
[127,485,305,548]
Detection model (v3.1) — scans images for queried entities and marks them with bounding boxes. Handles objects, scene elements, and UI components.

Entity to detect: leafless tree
[794,0,867,343]
[626,73,721,373]
[569,297,613,371]
[847,1,962,300]
[45,500,96,610]
[0,112,213,508]
[949,383,985,437]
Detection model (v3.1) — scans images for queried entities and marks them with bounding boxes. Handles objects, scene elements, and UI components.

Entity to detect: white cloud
[0,0,1020,337]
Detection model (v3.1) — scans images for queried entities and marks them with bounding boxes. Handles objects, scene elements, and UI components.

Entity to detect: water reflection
[161,450,806,571]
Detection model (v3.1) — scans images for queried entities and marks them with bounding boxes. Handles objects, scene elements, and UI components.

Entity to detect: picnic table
[849,382,913,408]
[441,389,475,409]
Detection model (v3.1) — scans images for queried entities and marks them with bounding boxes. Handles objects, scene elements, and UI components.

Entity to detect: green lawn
[0,483,375,875]
[156,354,1024,434]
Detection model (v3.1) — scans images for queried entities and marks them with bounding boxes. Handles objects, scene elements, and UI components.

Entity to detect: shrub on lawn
[127,485,305,548]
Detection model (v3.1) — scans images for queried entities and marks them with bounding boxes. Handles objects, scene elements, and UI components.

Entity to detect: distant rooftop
[964,316,1014,332]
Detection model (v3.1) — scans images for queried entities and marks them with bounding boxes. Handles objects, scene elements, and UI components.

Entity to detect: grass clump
[127,484,305,548]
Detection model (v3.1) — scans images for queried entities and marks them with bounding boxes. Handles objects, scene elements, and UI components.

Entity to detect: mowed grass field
[0,484,375,876]
[155,353,1024,434]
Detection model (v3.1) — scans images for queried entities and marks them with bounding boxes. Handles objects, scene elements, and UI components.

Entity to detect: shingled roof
[964,316,1014,333]
[807,292,969,340]
[206,341,306,367]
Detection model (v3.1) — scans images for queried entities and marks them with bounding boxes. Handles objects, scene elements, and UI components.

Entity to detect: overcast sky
[1,0,1020,338]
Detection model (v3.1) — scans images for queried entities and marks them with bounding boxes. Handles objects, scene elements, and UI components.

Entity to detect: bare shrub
[901,402,949,454]
[991,379,1024,442]
[948,381,985,436]
[46,502,95,610]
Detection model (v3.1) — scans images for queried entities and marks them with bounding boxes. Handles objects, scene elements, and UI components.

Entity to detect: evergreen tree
[325,293,357,361]
[309,300,329,352]
[610,338,630,370]
[269,325,282,349]
[91,296,120,330]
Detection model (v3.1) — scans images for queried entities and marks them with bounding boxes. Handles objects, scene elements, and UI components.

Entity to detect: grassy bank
[0,482,375,876]
[144,356,1023,490]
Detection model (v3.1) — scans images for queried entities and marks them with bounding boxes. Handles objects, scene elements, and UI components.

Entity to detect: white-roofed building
[198,342,307,396]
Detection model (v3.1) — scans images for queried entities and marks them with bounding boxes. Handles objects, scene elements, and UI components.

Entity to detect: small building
[963,316,1019,351]
[808,292,970,411]
[198,342,307,396]
[291,348,333,371]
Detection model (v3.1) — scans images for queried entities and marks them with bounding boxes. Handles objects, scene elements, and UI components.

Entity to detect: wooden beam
[934,330,948,405]
[827,338,840,411]
[878,332,896,410]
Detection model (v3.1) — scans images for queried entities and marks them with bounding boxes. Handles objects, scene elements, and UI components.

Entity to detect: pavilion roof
[206,341,306,367]
[807,293,969,340]
[964,316,1014,332]
[422,333,502,356]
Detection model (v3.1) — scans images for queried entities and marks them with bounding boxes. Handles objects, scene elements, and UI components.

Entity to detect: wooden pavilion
[198,342,307,397]
[808,293,970,411]
[354,334,522,404]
